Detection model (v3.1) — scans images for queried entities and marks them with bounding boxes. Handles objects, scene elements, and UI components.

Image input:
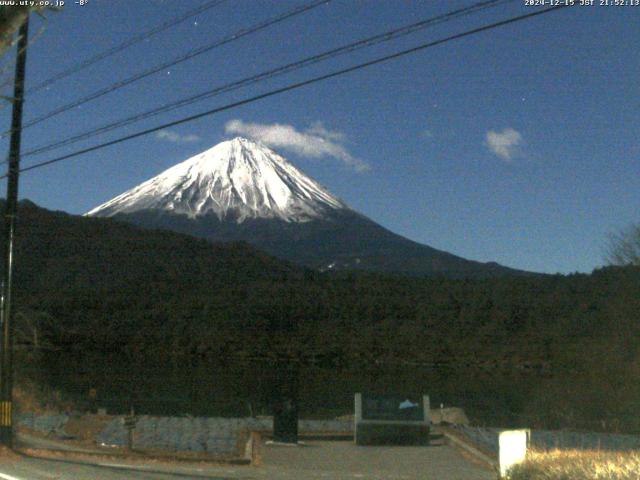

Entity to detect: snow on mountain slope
[87,137,347,223]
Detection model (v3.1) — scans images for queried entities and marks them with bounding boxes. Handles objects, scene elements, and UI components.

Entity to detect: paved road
[0,436,494,479]
[0,456,253,480]
[258,437,494,480]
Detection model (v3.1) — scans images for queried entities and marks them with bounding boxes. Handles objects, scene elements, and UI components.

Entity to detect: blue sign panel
[361,394,424,422]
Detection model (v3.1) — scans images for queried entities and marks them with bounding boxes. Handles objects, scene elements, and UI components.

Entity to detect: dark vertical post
[264,295,300,444]
[0,17,29,447]
[272,359,299,443]
[125,405,136,450]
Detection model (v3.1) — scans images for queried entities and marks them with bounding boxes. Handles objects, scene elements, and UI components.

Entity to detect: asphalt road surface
[258,437,495,480]
[0,436,494,479]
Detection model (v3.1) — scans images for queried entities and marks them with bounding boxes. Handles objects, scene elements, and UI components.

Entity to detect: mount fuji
[87,137,526,277]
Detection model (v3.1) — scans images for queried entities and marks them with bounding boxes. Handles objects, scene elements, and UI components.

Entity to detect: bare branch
[606,224,640,266]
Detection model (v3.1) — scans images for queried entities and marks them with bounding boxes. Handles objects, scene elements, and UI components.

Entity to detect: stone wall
[17,412,353,454]
[96,416,352,453]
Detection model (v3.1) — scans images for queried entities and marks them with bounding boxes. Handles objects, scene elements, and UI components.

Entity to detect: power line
[3,5,570,180]
[3,0,330,137]
[26,0,228,95]
[21,0,513,159]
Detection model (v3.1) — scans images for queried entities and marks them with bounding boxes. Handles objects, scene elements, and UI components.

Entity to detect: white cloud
[224,119,369,172]
[305,121,346,142]
[155,129,201,144]
[485,128,523,162]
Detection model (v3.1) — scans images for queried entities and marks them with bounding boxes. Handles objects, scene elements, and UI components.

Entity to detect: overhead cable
[26,0,228,95]
[22,0,513,159]
[3,0,330,137]
[4,5,569,179]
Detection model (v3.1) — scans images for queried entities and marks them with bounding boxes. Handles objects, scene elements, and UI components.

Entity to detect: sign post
[123,406,137,450]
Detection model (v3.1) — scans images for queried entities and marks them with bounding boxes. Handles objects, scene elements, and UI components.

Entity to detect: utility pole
[0,16,29,448]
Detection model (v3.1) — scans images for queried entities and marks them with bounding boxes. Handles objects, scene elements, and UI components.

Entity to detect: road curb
[441,428,498,471]
[244,431,262,465]
[15,446,251,466]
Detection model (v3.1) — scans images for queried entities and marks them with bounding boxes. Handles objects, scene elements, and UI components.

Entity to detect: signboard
[362,395,425,422]
[354,393,430,446]
[123,415,137,429]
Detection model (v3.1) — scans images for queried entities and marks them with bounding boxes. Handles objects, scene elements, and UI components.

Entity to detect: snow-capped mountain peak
[87,137,347,223]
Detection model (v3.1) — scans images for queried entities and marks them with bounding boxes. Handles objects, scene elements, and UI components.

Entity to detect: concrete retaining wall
[15,413,70,437]
[96,416,353,453]
[16,412,352,454]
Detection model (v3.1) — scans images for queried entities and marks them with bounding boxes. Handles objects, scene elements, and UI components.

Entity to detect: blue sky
[0,0,638,274]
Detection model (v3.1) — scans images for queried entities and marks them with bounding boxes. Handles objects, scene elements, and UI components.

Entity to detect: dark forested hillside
[112,208,531,278]
[3,200,640,432]
[3,200,304,353]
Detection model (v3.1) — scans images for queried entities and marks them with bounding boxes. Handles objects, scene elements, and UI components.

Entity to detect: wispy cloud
[485,128,523,162]
[155,129,201,144]
[224,119,369,172]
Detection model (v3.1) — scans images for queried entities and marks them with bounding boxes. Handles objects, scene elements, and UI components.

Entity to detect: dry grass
[507,449,640,480]
[0,445,22,463]
[13,381,75,414]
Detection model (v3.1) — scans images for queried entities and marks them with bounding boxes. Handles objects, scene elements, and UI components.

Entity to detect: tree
[606,224,640,266]
[14,309,57,352]
[0,5,56,58]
